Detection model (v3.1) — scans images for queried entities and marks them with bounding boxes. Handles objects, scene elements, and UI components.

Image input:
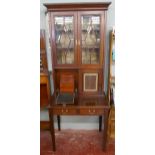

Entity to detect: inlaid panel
[83,73,98,92]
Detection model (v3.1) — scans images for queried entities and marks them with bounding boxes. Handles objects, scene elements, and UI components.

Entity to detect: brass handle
[62,109,68,113]
[89,109,95,113]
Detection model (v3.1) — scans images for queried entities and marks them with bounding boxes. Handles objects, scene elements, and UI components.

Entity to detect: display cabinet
[40,29,49,108]
[108,28,115,140]
[40,29,51,130]
[44,2,111,151]
[48,8,107,96]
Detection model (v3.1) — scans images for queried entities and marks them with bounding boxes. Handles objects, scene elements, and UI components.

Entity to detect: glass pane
[55,16,74,64]
[81,15,100,64]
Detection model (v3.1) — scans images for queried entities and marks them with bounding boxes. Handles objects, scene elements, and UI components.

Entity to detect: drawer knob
[62,109,64,113]
[66,109,68,113]
[89,109,95,113]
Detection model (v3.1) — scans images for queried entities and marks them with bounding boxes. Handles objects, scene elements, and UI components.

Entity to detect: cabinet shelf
[82,46,100,49]
[56,47,74,50]
[55,29,73,33]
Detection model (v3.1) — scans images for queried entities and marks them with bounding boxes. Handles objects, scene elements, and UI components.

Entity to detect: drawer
[79,108,104,115]
[53,108,77,115]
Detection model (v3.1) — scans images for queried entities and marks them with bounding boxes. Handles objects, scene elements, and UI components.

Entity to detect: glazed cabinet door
[51,12,78,67]
[78,11,105,68]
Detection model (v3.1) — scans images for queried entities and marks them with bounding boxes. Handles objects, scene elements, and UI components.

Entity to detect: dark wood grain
[103,108,109,151]
[44,2,111,11]
[49,111,56,151]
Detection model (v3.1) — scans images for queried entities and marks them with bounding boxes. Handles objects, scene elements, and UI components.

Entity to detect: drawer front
[79,108,104,115]
[53,108,77,115]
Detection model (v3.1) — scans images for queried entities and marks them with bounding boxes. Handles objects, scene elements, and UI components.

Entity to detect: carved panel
[83,73,98,92]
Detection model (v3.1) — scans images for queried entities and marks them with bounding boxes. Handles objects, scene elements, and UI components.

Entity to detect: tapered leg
[49,110,56,151]
[99,116,102,132]
[103,109,109,151]
[57,115,61,131]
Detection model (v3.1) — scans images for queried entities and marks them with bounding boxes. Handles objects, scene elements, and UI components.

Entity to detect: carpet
[41,130,115,155]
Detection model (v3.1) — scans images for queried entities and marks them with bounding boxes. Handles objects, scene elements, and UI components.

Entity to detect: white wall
[40,0,115,129]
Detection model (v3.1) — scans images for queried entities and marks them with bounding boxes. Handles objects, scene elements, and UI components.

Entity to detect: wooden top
[51,95,109,108]
[44,2,111,11]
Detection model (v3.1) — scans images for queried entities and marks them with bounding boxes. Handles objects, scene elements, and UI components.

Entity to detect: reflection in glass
[55,16,74,64]
[81,15,100,64]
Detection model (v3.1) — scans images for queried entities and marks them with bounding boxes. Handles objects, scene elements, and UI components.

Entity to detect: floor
[40,130,115,155]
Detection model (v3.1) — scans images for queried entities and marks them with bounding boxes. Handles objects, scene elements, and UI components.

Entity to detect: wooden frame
[44,2,111,12]
[77,11,105,68]
[50,12,78,68]
[79,69,103,96]
[83,73,98,92]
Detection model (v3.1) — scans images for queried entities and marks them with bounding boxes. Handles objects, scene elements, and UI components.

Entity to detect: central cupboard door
[51,12,78,67]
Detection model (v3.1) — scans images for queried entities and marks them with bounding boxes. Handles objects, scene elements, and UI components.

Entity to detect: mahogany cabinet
[107,29,115,140]
[40,30,49,108]
[45,4,110,96]
[40,30,51,131]
[44,2,111,151]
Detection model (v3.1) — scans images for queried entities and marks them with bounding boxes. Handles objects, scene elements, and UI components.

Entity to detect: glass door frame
[50,11,78,68]
[77,11,105,68]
